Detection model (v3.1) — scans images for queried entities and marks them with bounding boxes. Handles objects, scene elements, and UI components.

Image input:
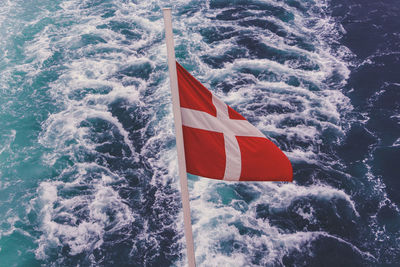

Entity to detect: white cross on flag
[176,62,292,182]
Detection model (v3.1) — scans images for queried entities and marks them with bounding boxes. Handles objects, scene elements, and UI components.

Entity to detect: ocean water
[0,0,399,266]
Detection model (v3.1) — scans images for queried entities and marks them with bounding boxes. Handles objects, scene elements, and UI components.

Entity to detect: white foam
[34,163,134,259]
[0,129,16,155]
[30,0,183,263]
[170,0,354,167]
[162,1,370,264]
[189,178,362,265]
[18,0,370,265]
[393,138,400,147]
[296,204,316,223]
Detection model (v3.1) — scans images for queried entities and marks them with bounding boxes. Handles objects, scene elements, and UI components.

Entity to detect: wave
[0,0,395,265]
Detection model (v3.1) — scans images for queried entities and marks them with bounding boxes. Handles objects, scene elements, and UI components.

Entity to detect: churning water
[0,0,399,266]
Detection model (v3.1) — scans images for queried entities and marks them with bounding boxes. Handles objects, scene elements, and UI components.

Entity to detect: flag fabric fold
[176,62,293,182]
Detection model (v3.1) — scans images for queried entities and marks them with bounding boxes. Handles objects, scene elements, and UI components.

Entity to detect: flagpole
[162,8,196,267]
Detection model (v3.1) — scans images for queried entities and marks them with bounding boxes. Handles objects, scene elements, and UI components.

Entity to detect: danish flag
[177,62,292,182]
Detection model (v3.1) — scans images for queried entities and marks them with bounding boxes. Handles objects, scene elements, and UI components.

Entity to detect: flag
[176,62,293,182]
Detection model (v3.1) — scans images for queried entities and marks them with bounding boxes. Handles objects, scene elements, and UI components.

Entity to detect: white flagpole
[162,8,196,267]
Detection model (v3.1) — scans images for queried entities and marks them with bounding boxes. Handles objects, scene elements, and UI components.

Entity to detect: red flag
[176,62,293,182]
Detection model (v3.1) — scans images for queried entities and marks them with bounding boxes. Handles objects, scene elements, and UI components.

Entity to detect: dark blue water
[0,0,399,266]
[333,0,400,264]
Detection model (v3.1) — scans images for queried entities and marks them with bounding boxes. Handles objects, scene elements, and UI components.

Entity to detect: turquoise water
[1,0,399,266]
[0,1,60,265]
